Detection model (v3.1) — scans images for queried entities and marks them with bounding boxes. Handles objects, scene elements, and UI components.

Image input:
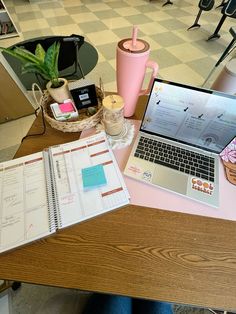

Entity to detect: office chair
[202,26,236,86]
[188,0,215,30]
[207,0,236,40]
[2,34,98,90]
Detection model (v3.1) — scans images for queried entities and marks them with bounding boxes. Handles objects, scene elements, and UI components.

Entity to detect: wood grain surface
[1,95,236,312]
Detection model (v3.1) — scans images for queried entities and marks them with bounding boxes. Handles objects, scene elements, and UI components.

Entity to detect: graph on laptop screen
[141,79,236,154]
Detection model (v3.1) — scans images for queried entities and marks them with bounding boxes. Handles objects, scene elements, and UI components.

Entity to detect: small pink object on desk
[59,102,75,113]
[81,120,236,222]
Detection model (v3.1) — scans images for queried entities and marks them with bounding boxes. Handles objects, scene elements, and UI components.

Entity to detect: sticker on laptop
[126,164,153,182]
[127,164,142,176]
[191,178,214,196]
[142,170,152,182]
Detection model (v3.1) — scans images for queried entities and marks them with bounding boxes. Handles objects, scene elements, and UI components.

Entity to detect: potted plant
[0,41,71,103]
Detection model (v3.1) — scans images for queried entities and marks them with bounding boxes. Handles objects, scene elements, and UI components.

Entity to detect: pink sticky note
[59,102,74,113]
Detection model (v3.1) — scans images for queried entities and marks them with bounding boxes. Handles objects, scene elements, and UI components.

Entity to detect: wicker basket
[40,86,104,133]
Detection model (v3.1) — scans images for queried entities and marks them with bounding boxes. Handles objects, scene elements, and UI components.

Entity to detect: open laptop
[124,78,236,207]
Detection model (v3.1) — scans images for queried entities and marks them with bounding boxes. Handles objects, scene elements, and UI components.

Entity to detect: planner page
[49,132,130,228]
[0,152,54,254]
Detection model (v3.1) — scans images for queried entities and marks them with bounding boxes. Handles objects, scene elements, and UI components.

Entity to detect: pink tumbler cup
[116,27,159,117]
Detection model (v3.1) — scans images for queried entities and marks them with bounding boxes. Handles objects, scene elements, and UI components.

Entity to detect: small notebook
[0,132,130,254]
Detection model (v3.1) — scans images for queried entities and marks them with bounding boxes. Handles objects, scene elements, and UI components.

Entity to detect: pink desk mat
[81,121,236,222]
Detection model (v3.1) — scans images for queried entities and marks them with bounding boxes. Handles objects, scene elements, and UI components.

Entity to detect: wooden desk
[1,96,236,312]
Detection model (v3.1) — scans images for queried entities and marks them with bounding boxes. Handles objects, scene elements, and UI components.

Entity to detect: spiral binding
[48,150,62,229]
[43,150,58,232]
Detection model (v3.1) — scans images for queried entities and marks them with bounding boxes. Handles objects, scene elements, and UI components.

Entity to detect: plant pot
[46,78,71,103]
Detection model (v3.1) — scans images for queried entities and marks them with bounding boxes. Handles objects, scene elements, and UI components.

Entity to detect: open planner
[0,132,130,254]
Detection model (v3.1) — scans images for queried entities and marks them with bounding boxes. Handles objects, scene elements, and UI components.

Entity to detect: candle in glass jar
[102,95,124,136]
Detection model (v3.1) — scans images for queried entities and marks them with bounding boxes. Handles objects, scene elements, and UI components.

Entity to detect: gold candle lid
[102,95,124,111]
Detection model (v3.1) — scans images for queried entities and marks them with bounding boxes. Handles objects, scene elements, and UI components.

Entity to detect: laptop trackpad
[152,166,187,194]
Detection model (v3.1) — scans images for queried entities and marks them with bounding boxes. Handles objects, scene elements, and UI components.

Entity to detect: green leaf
[44,42,60,80]
[0,46,29,64]
[0,45,43,64]
[0,40,61,84]
[22,63,51,81]
[23,60,49,74]
[35,44,45,62]
[12,47,42,64]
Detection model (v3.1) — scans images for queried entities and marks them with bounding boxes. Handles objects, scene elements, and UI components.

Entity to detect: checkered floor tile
[2,0,235,91]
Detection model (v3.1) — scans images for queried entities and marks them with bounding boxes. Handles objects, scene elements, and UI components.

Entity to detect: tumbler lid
[118,26,149,53]
[118,38,149,53]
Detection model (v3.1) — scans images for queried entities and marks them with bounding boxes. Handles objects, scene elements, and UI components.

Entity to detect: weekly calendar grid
[49,132,130,228]
[0,132,129,253]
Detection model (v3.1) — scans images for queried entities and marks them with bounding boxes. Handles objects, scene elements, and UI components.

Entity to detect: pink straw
[132,26,138,48]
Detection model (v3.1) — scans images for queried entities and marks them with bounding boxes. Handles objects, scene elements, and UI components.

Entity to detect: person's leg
[82,293,132,314]
[133,298,173,314]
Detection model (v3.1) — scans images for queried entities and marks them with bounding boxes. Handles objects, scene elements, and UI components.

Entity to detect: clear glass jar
[102,95,124,136]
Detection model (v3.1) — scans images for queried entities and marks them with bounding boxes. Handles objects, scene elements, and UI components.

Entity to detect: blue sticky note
[82,164,107,190]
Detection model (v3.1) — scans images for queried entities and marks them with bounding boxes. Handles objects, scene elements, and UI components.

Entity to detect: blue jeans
[82,293,173,314]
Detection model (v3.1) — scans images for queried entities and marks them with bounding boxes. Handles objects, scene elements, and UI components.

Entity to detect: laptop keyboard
[134,136,215,182]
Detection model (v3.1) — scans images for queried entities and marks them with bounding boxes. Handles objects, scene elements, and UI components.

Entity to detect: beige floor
[0,115,35,151]
[0,0,235,313]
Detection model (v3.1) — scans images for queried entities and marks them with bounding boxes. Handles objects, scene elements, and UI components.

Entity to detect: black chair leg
[215,0,227,9]
[75,41,85,79]
[215,38,236,67]
[202,27,236,87]
[188,9,203,30]
[207,14,227,40]
[162,0,173,6]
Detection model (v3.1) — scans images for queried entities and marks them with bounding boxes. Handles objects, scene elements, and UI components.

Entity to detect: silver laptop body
[124,79,236,207]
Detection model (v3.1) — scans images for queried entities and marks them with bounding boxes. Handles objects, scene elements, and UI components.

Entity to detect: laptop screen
[141,79,236,154]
